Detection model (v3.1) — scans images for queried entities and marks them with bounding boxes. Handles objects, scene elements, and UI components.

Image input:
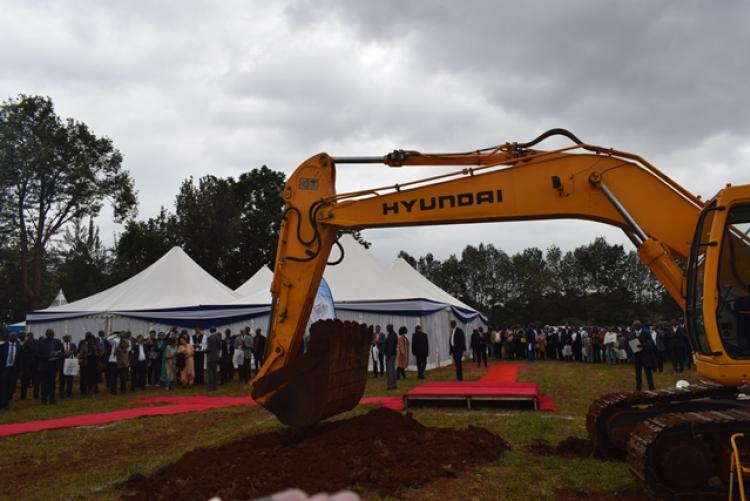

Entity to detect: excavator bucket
[252,319,373,428]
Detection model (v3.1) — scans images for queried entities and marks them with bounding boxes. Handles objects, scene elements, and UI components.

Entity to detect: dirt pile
[525,436,593,458]
[120,407,510,500]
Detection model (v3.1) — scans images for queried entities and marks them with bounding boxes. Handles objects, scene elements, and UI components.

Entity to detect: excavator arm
[251,129,704,427]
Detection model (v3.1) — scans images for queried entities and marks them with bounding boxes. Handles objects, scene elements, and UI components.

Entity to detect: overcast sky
[2,0,749,268]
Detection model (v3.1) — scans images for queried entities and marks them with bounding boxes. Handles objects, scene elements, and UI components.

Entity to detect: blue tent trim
[26,299,487,327]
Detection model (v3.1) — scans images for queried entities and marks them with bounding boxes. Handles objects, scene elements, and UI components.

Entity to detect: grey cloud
[287,1,750,151]
[2,0,748,264]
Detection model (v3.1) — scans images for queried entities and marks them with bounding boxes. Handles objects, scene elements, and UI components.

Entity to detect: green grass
[0,360,696,500]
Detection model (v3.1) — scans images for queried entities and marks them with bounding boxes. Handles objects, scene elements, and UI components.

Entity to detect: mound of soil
[120,407,510,500]
[525,436,593,458]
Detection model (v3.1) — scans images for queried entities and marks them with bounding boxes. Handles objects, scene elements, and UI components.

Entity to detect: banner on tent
[310,278,335,323]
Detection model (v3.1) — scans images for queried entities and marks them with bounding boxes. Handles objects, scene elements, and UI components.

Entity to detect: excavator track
[628,407,750,499]
[586,382,738,458]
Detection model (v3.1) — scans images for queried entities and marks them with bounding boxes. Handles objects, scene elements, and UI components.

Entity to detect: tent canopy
[28,247,240,324]
[232,235,484,321]
[49,289,68,307]
[235,266,274,297]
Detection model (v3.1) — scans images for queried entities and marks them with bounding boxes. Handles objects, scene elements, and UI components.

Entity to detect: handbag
[63,358,80,376]
[232,350,245,368]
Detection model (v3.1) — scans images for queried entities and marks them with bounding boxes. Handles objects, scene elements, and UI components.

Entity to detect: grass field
[0,360,690,500]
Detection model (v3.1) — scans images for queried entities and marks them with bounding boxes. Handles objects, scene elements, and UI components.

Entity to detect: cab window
[716,205,750,358]
[686,203,715,354]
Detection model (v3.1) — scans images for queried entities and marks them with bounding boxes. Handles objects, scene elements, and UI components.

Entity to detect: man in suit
[206,327,221,391]
[374,325,385,377]
[253,328,266,372]
[449,320,466,381]
[37,329,63,405]
[411,325,429,379]
[192,328,205,385]
[220,329,234,384]
[0,333,22,409]
[470,329,480,364]
[130,335,148,390]
[630,320,657,391]
[652,324,667,373]
[20,332,38,399]
[59,334,77,398]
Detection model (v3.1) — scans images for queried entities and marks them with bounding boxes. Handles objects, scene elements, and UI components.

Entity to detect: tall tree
[55,217,110,301]
[174,175,241,285]
[232,166,285,286]
[0,95,137,310]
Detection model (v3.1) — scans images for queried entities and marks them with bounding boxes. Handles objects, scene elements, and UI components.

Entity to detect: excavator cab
[688,187,750,381]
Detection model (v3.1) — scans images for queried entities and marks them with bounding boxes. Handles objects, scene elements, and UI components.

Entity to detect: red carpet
[479,364,520,383]
[405,363,556,412]
[537,395,556,412]
[0,401,243,438]
[0,366,553,438]
[135,395,254,407]
[360,395,405,411]
[0,394,407,438]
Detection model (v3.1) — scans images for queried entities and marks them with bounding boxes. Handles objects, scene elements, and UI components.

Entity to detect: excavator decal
[382,189,503,215]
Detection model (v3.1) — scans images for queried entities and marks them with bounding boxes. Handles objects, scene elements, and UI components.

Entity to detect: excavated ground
[524,436,593,458]
[120,407,510,500]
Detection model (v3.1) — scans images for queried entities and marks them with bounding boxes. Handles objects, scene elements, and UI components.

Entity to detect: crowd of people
[474,318,691,368]
[368,317,693,392]
[474,318,693,390]
[369,324,429,391]
[0,316,693,410]
[0,326,268,410]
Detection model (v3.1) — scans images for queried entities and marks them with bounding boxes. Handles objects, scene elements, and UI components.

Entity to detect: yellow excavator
[250,129,750,497]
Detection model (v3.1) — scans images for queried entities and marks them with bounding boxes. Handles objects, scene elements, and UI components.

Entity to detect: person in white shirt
[603,329,619,364]
[107,332,121,394]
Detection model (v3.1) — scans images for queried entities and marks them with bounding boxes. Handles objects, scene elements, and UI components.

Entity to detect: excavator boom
[250,129,709,427]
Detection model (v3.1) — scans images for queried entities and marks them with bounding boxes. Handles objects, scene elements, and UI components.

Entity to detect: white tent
[49,289,68,307]
[232,235,487,370]
[25,247,260,342]
[235,266,274,297]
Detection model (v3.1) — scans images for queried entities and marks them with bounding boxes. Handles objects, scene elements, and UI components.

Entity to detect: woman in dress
[178,335,195,387]
[396,326,410,379]
[163,336,178,390]
[78,332,102,395]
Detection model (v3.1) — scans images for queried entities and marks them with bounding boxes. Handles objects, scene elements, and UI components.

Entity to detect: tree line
[397,238,680,328]
[0,94,679,330]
